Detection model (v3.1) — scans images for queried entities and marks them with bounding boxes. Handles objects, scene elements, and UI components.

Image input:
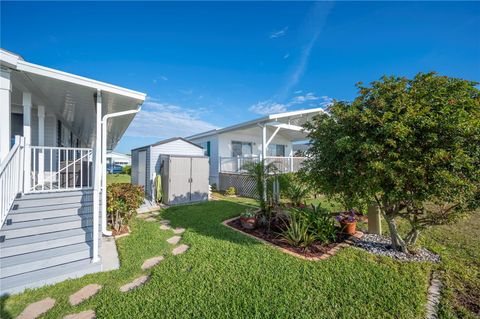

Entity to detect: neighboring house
[131,137,205,202]
[107,151,131,168]
[0,49,146,294]
[187,108,323,188]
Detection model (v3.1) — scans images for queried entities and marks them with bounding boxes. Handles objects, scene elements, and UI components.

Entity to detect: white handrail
[0,136,25,227]
[28,146,93,193]
[219,156,307,173]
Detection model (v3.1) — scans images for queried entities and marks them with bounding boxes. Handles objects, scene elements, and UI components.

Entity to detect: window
[267,144,285,157]
[232,141,252,157]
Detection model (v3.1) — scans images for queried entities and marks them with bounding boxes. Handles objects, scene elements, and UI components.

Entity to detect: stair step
[0,219,93,239]
[1,242,92,278]
[10,201,93,215]
[15,190,93,201]
[0,258,102,295]
[4,215,91,230]
[1,232,93,257]
[14,194,94,209]
[0,227,92,248]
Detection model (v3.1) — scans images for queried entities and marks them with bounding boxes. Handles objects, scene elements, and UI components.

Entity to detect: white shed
[131,137,205,201]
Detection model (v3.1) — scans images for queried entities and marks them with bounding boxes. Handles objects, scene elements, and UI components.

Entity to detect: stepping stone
[172,244,189,255]
[17,297,56,319]
[64,310,96,319]
[69,284,102,306]
[167,236,182,245]
[120,275,150,292]
[173,227,185,234]
[159,224,171,230]
[159,219,170,225]
[141,256,164,270]
[145,217,157,222]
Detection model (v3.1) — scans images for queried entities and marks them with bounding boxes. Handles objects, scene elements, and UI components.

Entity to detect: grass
[1,199,437,319]
[106,173,131,185]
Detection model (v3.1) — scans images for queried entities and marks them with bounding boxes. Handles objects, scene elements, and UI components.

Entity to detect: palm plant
[242,160,277,212]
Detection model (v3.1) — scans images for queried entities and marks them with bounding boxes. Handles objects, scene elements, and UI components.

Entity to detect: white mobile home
[0,49,145,294]
[131,137,206,203]
[187,108,323,188]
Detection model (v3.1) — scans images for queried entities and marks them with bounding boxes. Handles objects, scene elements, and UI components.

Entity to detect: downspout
[101,107,141,236]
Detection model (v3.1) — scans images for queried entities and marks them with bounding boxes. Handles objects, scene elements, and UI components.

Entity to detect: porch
[219,156,307,174]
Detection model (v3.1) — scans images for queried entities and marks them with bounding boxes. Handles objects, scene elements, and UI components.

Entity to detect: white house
[0,49,146,294]
[187,108,323,188]
[107,151,131,167]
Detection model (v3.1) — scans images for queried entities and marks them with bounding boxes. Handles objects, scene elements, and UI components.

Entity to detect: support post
[0,67,11,163]
[261,124,267,203]
[368,204,382,235]
[101,117,111,236]
[23,92,32,192]
[92,91,102,263]
[38,105,45,185]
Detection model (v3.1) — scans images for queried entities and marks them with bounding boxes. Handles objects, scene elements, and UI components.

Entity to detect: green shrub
[299,204,337,244]
[122,165,131,175]
[279,211,316,250]
[225,186,236,196]
[278,172,310,206]
[107,183,144,232]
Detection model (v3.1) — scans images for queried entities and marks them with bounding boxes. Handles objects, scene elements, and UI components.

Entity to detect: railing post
[290,156,294,172]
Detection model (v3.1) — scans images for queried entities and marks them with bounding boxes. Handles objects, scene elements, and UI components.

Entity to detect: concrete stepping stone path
[120,275,150,292]
[69,284,102,306]
[173,227,185,234]
[172,244,189,255]
[159,224,171,230]
[64,310,96,319]
[159,219,170,225]
[17,297,55,319]
[141,256,164,270]
[167,236,182,245]
[145,216,157,222]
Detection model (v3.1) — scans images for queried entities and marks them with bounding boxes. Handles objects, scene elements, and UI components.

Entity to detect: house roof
[1,48,146,149]
[186,108,324,141]
[131,137,203,152]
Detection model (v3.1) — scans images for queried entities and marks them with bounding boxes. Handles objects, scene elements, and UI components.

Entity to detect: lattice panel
[219,173,258,199]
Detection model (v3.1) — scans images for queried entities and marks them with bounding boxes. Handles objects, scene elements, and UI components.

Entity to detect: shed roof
[132,137,203,152]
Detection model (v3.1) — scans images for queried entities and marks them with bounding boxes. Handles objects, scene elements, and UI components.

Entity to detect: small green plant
[122,165,131,175]
[279,212,316,250]
[225,186,236,196]
[307,204,337,244]
[107,183,144,232]
[279,173,310,206]
[241,209,257,218]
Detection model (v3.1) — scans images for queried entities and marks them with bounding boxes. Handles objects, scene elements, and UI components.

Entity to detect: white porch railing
[28,146,93,193]
[0,136,25,227]
[219,156,307,174]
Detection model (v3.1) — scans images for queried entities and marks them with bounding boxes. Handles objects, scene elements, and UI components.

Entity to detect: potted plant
[335,210,360,235]
[240,209,258,230]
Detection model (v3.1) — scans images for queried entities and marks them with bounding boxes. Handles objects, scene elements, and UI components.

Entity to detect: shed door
[190,157,209,202]
[168,157,192,205]
[138,151,147,189]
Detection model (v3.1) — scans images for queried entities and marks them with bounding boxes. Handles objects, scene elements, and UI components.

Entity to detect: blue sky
[2,1,479,153]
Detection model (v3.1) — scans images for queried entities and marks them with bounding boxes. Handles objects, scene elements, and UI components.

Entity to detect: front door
[138,151,147,190]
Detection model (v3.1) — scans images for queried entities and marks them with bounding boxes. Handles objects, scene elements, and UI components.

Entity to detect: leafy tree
[303,73,480,252]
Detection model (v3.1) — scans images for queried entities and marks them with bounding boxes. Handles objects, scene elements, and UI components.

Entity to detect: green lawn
[106,173,131,185]
[1,199,477,318]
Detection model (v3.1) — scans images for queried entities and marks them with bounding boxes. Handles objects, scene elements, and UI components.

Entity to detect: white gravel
[352,233,441,263]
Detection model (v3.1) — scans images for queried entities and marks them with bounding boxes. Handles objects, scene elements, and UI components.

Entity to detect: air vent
[12,204,19,210]
[0,236,5,243]
[6,219,12,226]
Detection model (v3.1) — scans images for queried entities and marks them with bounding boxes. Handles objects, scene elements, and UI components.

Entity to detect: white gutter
[101,107,141,236]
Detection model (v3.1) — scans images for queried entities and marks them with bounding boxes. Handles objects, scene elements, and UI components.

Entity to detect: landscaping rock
[145,217,157,222]
[69,284,102,306]
[159,219,170,225]
[173,227,185,234]
[167,236,182,245]
[141,256,164,270]
[159,224,171,230]
[120,275,150,292]
[17,297,55,319]
[64,310,96,319]
[172,244,189,255]
[352,233,440,262]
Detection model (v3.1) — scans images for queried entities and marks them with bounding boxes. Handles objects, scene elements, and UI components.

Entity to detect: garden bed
[223,216,363,261]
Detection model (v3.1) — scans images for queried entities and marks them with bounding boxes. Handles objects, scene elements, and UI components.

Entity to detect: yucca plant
[279,212,316,250]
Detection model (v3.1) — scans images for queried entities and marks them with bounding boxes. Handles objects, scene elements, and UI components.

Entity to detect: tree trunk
[383,213,407,252]
[404,228,420,246]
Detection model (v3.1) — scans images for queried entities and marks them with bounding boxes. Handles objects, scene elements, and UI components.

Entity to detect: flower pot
[240,217,257,230]
[340,221,356,235]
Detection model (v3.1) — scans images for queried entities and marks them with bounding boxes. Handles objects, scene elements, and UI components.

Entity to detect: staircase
[0,190,102,295]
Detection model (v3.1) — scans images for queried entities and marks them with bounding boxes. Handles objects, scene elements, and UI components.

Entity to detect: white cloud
[283,53,290,59]
[125,98,217,138]
[289,92,319,105]
[249,100,287,115]
[152,75,168,84]
[270,26,288,39]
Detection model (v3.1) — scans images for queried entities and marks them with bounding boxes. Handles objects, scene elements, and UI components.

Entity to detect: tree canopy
[303,72,480,251]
